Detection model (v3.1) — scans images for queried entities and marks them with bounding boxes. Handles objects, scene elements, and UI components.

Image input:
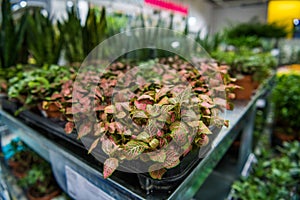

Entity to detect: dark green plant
[26,9,63,66]
[272,72,300,135]
[58,7,84,64]
[225,21,288,39]
[82,7,107,57]
[19,157,59,196]
[195,31,223,54]
[232,141,300,200]
[0,0,28,68]
[8,65,75,110]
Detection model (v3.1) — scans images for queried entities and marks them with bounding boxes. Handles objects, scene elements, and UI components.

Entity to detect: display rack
[0,76,274,200]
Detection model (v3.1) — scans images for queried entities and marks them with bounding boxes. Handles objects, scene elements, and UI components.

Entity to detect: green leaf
[199,121,212,134]
[103,158,119,179]
[137,132,150,140]
[124,140,148,159]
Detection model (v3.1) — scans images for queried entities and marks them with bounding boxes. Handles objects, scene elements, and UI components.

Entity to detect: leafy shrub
[272,72,300,135]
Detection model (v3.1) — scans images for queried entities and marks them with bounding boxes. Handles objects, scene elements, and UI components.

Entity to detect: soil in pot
[27,186,61,200]
[234,75,255,100]
[271,127,298,147]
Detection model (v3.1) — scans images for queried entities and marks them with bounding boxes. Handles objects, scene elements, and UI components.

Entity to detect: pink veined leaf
[115,111,127,119]
[149,150,166,163]
[137,94,154,101]
[104,105,115,114]
[158,96,169,105]
[51,93,62,100]
[155,87,171,100]
[77,122,92,139]
[200,101,214,108]
[213,97,227,107]
[172,128,188,146]
[108,122,116,133]
[148,164,167,180]
[132,110,148,119]
[94,123,106,136]
[193,87,206,92]
[146,104,161,117]
[103,158,119,179]
[134,100,147,111]
[137,76,147,87]
[88,138,100,154]
[94,105,106,111]
[102,137,118,156]
[163,150,180,169]
[64,122,74,134]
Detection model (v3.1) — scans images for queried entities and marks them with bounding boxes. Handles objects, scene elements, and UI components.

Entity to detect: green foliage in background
[225,21,287,39]
[8,65,74,108]
[232,141,300,200]
[82,7,107,57]
[212,48,277,82]
[26,9,63,66]
[195,31,223,54]
[58,8,84,64]
[272,72,300,135]
[0,0,28,68]
[59,6,108,64]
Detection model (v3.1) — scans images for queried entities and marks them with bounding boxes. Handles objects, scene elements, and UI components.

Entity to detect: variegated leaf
[102,138,118,156]
[124,140,148,159]
[103,158,119,179]
[88,138,100,154]
[104,105,116,114]
[137,132,150,140]
[77,122,92,139]
[199,121,212,134]
[149,150,166,163]
[149,164,167,180]
[163,150,180,169]
[132,110,148,119]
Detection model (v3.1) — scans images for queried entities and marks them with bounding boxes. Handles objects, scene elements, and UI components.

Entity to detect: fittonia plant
[63,57,236,179]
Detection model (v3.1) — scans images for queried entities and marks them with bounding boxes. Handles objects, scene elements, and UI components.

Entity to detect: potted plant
[212,48,277,99]
[19,159,61,200]
[64,57,235,183]
[271,72,300,145]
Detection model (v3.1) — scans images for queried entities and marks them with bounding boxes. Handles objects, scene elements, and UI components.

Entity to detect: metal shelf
[0,76,274,200]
